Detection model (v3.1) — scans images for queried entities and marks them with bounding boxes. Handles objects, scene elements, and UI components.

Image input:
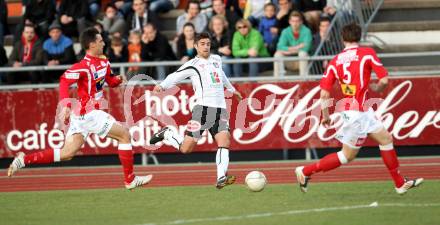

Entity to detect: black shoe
[150,127,169,145]
[216,175,236,189]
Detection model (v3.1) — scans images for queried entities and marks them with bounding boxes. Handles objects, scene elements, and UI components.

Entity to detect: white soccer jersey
[159,54,236,109]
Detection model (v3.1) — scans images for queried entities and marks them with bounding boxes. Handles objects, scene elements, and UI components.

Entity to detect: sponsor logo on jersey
[210,71,221,83]
[213,62,219,68]
[340,84,356,96]
[65,72,80,79]
[186,120,201,132]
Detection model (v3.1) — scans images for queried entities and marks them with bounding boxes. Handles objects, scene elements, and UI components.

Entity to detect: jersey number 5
[342,62,352,84]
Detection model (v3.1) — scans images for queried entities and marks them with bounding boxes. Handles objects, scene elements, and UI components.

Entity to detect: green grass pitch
[1,181,439,225]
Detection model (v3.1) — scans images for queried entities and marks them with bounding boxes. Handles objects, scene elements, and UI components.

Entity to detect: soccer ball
[245,171,267,192]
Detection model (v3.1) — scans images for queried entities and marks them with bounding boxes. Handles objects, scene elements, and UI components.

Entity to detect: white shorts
[335,108,384,149]
[66,110,116,139]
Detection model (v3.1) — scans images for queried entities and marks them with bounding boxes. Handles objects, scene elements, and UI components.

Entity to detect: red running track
[1,157,440,192]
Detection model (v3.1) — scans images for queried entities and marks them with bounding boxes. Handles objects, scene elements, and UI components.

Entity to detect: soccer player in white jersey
[7,28,152,190]
[295,23,423,195]
[150,32,243,189]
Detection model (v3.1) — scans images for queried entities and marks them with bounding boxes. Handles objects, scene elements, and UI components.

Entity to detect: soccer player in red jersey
[295,23,423,195]
[7,28,152,190]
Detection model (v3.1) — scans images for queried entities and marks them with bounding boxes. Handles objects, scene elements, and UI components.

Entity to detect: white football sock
[164,129,183,151]
[216,147,229,180]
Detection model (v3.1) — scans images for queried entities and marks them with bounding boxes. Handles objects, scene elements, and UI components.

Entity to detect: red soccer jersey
[320,45,388,111]
[59,54,122,115]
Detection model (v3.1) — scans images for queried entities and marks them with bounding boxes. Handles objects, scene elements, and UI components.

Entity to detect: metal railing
[1,51,440,90]
[309,0,384,74]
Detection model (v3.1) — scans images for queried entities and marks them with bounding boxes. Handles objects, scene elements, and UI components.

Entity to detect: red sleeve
[369,48,388,79]
[320,61,337,91]
[59,65,83,107]
[105,61,122,87]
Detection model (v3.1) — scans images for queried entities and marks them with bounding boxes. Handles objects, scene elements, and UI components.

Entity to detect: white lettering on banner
[6,130,22,151]
[47,129,64,149]
[233,81,440,144]
[145,90,196,116]
[5,119,214,151]
[4,80,440,151]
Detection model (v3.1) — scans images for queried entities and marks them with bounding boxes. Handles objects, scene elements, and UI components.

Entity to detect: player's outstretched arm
[320,89,332,127]
[106,74,126,87]
[220,69,242,100]
[370,77,389,93]
[152,85,164,94]
[59,69,81,124]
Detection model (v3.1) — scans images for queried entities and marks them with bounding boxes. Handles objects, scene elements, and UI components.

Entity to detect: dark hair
[80,27,100,50]
[341,23,362,42]
[289,11,303,20]
[143,22,157,31]
[186,0,201,12]
[105,3,117,11]
[264,2,276,10]
[23,23,36,31]
[194,32,211,44]
[319,16,331,24]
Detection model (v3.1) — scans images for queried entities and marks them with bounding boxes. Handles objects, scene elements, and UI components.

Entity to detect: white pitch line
[139,202,440,225]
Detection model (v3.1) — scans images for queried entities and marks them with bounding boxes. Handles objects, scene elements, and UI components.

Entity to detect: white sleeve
[221,70,236,93]
[160,65,196,89]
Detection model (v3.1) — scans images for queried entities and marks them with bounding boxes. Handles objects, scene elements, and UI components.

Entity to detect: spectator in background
[176,22,197,62]
[17,0,56,41]
[259,3,278,55]
[149,0,179,13]
[275,0,296,35]
[7,24,43,84]
[113,0,134,18]
[176,0,208,34]
[226,0,243,17]
[274,11,312,76]
[209,0,240,32]
[297,0,326,33]
[107,35,129,73]
[232,19,269,77]
[323,0,355,21]
[58,0,89,38]
[0,0,7,47]
[127,0,159,33]
[141,23,176,80]
[209,15,233,76]
[88,0,101,20]
[42,22,76,83]
[102,3,127,37]
[243,0,268,27]
[310,16,340,74]
[127,30,143,76]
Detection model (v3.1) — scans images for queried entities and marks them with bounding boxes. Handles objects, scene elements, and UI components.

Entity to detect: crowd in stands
[0,0,351,84]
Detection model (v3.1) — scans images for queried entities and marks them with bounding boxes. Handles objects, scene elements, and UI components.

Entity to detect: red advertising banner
[1,76,439,158]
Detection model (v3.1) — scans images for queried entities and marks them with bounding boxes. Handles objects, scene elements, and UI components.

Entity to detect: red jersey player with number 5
[295,23,423,195]
[7,28,152,190]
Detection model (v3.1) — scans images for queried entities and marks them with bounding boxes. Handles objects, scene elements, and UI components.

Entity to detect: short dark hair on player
[80,27,100,50]
[341,23,362,43]
[194,32,211,44]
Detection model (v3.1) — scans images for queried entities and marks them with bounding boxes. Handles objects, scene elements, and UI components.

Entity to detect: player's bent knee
[384,132,393,145]
[119,129,131,143]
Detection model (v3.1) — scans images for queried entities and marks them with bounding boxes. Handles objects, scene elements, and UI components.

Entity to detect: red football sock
[118,144,135,184]
[380,149,405,187]
[303,152,343,176]
[24,149,55,165]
